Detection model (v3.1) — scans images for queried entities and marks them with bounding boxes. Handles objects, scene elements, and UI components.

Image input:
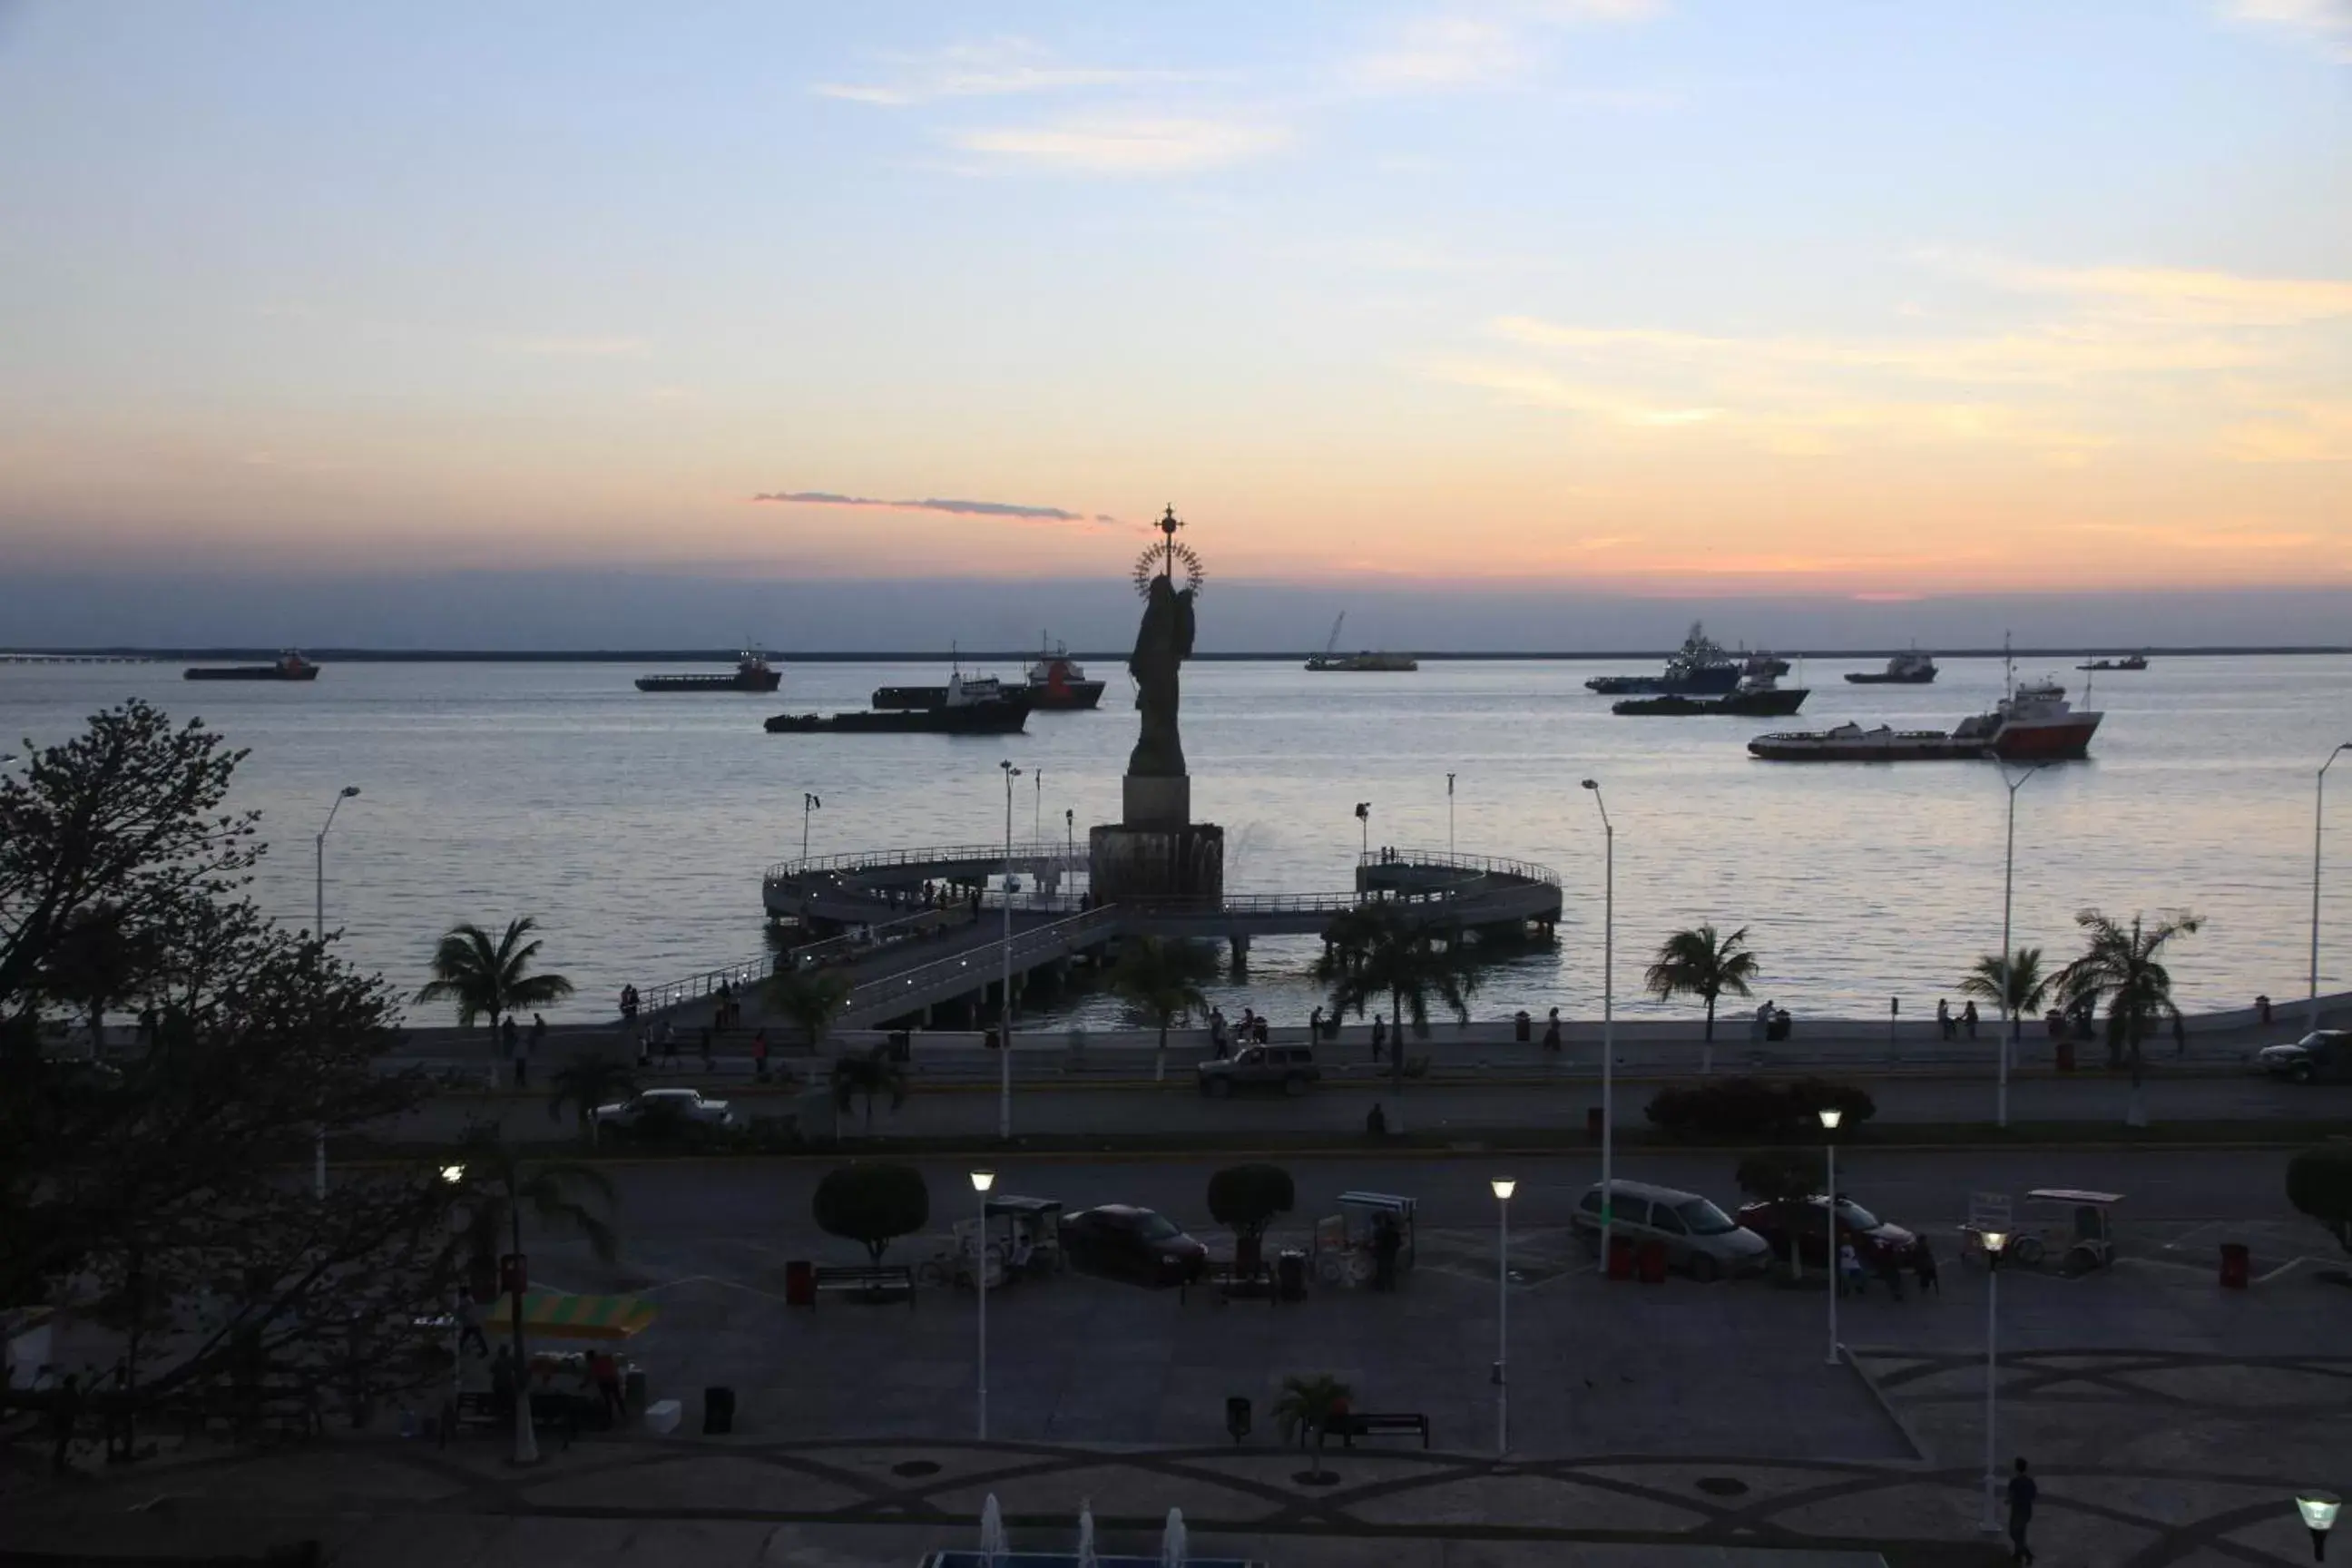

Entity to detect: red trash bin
[1637,1241,1670,1284]
[785,1259,816,1308]
[1606,1234,1636,1280]
[2220,1242,2250,1289]
[2054,1039,2076,1073]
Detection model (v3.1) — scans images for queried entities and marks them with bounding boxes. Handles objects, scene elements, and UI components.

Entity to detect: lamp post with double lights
[998,761,1022,1140]
[1446,773,1456,858]
[1979,1226,2012,1533]
[1996,765,2042,1128]
[801,792,820,861]
[1820,1107,1844,1365]
[1491,1176,1514,1457]
[2314,744,2352,1036]
[314,785,360,1200]
[1355,800,1370,863]
[971,1168,995,1440]
[1065,808,1075,908]
[1582,779,1615,1268]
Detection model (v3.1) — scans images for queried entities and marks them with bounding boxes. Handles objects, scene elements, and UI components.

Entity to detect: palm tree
[830,1044,909,1132]
[415,917,574,1034]
[2054,908,2202,1113]
[1643,924,1760,1074]
[1103,936,1220,1083]
[546,1054,637,1142]
[445,1126,621,1300]
[1314,902,1480,1115]
[1272,1372,1353,1480]
[765,965,856,1054]
[1958,947,2051,1044]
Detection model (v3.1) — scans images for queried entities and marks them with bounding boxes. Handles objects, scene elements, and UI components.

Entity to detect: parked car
[2254,1031,2352,1084]
[1567,1179,1772,1282]
[1059,1205,1208,1288]
[1736,1195,1920,1269]
[1197,1043,1321,1098]
[591,1087,739,1136]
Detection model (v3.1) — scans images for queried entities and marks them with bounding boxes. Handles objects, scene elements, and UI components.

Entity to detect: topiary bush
[1208,1163,1295,1275]
[813,1162,931,1263]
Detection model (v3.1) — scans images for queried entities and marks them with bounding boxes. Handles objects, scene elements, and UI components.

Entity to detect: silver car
[1569,1178,1773,1281]
[591,1087,740,1135]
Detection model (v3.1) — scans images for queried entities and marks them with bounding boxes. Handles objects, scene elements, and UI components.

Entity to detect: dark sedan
[1058,1205,1209,1289]
[2255,1031,2352,1083]
[1735,1195,1919,1269]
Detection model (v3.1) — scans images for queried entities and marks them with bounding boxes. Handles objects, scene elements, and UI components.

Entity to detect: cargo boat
[772,673,1027,735]
[873,672,1032,712]
[635,652,781,693]
[185,652,319,682]
[1614,673,1809,717]
[1024,636,1106,709]
[1585,623,1742,695]
[2077,653,2148,671]
[1304,612,1417,672]
[1750,678,2102,762]
[1845,650,1938,685]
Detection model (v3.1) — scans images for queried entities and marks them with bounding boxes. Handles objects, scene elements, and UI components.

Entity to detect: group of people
[1835,1233,1939,1301]
[503,1012,549,1088]
[1207,1006,1274,1056]
[1749,999,1793,1043]
[1936,997,1982,1040]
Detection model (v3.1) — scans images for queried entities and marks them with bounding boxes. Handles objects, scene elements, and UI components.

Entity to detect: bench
[812,1264,916,1306]
[1328,1411,1430,1448]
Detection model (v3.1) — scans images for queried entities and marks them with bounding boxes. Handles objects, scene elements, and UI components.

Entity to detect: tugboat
[1749,676,2102,762]
[2077,653,2149,672]
[635,651,781,693]
[185,651,320,682]
[872,668,1034,712]
[1024,636,1105,710]
[1614,671,1809,717]
[1585,622,1742,695]
[1742,650,1792,679]
[1304,612,1418,672]
[1845,649,1938,685]
[769,672,1028,735]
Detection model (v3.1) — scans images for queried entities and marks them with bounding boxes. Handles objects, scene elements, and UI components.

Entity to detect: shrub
[1735,1149,1827,1202]
[1208,1163,1295,1272]
[1646,1076,1877,1142]
[813,1163,930,1263]
[2287,1144,2352,1257]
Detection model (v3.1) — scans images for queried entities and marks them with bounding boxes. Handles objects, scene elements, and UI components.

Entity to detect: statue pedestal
[1090,820,1223,908]
[1122,774,1191,828]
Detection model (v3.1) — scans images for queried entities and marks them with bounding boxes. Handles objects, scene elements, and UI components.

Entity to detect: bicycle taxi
[1961,1188,2121,1274]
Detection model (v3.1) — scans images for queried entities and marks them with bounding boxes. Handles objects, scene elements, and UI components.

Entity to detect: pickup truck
[1197,1043,1321,1098]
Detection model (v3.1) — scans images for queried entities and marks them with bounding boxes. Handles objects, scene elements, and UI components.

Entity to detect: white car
[591,1087,740,1135]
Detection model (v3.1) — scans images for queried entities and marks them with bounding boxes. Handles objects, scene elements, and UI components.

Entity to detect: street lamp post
[1980,1228,2011,1532]
[971,1168,995,1440]
[1820,1107,1844,1365]
[2314,745,2352,1036]
[2298,1491,2342,1563]
[802,792,819,861]
[1355,801,1370,864]
[1582,780,1614,1269]
[1065,808,1075,908]
[1996,765,2042,1129]
[314,785,360,1200]
[1034,769,1043,843]
[1491,1176,1514,1457]
[1447,773,1456,858]
[999,761,1022,1140]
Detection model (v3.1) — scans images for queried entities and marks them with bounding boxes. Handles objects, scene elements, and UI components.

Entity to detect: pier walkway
[625,842,1565,1032]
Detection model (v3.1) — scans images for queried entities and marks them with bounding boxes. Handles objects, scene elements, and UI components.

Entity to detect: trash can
[703,1386,735,1436]
[2220,1241,2250,1289]
[1637,1241,1670,1284]
[1514,1011,1532,1043]
[1277,1249,1308,1303]
[623,1367,647,1413]
[785,1259,816,1308]
[1607,1233,1636,1280]
[1225,1396,1252,1444]
[1586,1106,1604,1143]
[2055,1039,2076,1073]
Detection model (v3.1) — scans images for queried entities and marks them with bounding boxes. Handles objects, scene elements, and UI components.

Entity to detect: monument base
[1121,773,1191,828]
[1090,821,1224,908]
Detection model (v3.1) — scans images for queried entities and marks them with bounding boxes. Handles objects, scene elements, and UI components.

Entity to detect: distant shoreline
[3,645,2348,663]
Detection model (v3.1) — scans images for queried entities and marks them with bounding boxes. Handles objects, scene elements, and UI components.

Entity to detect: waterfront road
[387,1062,2351,1145]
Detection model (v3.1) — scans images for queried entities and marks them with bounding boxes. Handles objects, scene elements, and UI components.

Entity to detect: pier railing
[1360,848,1562,887]
[846,906,1120,1018]
[767,839,1085,884]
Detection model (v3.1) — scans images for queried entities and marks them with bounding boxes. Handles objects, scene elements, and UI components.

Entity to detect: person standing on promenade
[2173,1012,2189,1057]
[1210,1007,1227,1058]
[659,1019,677,1068]
[529,1012,548,1059]
[2006,1457,2038,1563]
[1961,1001,1979,1039]
[1936,998,1954,1040]
[503,1014,525,1089]
[1371,1014,1387,1062]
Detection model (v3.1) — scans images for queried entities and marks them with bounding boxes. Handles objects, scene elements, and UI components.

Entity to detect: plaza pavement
[12,1149,2347,1565]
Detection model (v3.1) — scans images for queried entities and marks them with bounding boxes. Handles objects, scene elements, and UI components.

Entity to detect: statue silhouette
[1128,571,1195,779]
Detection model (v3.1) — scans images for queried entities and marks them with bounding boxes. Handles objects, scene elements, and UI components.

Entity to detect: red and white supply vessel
[1959,677,2103,760]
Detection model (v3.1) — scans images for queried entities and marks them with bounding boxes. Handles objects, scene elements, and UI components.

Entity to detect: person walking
[2173,1012,2189,1058]
[1210,1007,1228,1059]
[455,1285,490,1357]
[752,1030,769,1081]
[660,1019,678,1069]
[1936,998,1954,1041]
[2005,1456,2038,1564]
[1961,1001,1979,1040]
[587,1348,626,1425]
[1543,1006,1563,1053]
[1371,1014,1387,1062]
[1308,1004,1324,1044]
[503,1014,526,1089]
[529,1012,548,1058]
[1912,1234,1940,1296]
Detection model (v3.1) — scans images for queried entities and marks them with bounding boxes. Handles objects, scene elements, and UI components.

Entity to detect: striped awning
[483,1290,657,1341]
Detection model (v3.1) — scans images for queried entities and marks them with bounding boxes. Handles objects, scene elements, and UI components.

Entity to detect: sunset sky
[1,1,2347,613]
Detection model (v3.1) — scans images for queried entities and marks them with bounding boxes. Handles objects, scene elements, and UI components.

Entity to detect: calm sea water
[5,654,2348,1025]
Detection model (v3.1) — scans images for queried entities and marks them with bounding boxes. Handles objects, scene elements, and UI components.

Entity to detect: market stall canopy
[484,1290,657,1341]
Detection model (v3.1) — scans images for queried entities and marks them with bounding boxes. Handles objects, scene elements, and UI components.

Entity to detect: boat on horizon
[1024,634,1106,709]
[1614,671,1809,717]
[1585,622,1742,695]
[772,672,1028,735]
[873,667,1032,712]
[184,651,319,682]
[2077,653,2149,671]
[1305,612,1417,672]
[1749,677,2102,762]
[1845,649,1938,685]
[635,651,781,693]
